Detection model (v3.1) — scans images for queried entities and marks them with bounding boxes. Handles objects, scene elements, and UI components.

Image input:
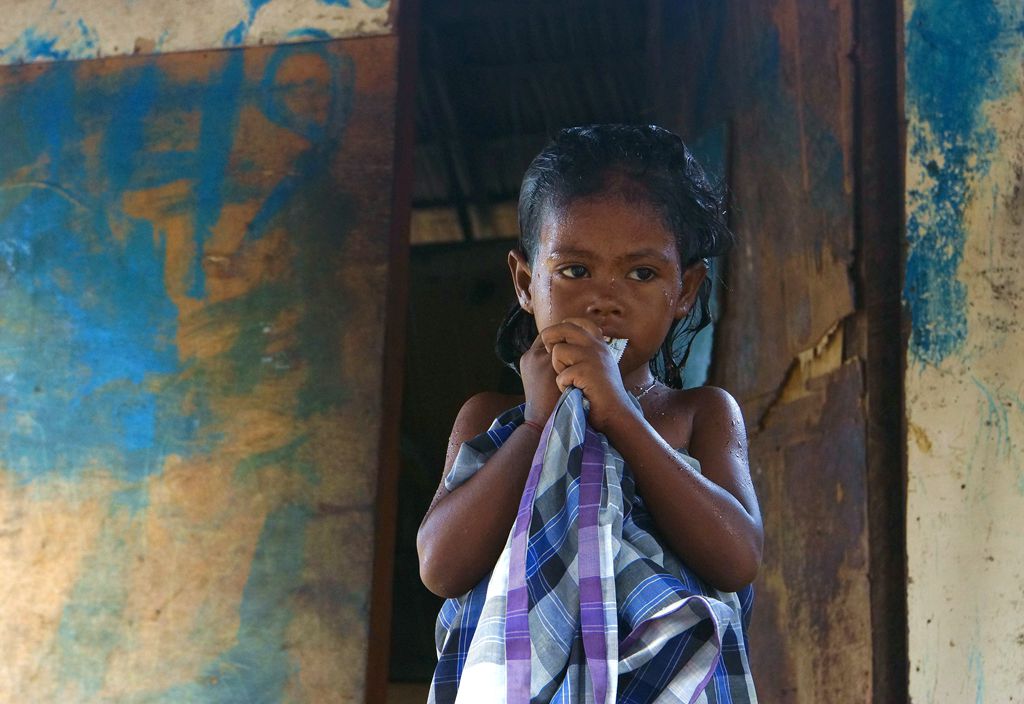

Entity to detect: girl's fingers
[550,342,601,374]
[549,342,574,374]
[560,317,603,338]
[540,320,603,351]
[524,333,551,360]
[555,368,586,393]
[555,369,571,393]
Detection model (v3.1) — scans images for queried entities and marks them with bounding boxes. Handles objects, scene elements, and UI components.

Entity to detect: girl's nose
[585,292,623,317]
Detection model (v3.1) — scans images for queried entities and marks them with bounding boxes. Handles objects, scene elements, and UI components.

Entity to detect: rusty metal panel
[0,36,398,701]
[0,0,393,65]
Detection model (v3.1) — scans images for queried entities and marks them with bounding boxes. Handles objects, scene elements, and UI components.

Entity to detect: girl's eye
[560,265,589,279]
[628,267,656,281]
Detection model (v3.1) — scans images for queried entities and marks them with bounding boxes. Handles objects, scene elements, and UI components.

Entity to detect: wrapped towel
[429,387,757,704]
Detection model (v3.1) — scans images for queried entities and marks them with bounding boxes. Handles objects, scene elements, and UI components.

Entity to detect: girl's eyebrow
[621,248,674,263]
[546,248,593,259]
[547,247,674,263]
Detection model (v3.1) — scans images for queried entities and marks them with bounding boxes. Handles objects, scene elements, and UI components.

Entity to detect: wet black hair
[495,124,734,388]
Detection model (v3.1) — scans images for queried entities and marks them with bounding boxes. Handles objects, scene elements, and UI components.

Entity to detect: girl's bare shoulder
[651,385,744,449]
[449,391,526,445]
[437,392,525,477]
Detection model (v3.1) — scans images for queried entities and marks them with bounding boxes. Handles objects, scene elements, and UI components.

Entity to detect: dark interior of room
[389,0,668,695]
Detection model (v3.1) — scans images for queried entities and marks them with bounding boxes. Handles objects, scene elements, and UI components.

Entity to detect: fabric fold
[430,388,757,704]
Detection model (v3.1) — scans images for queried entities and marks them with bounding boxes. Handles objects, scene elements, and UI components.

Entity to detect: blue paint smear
[903,0,1007,366]
[75,19,98,52]
[0,182,181,481]
[2,29,69,62]
[287,28,334,41]
[55,491,145,698]
[968,645,985,704]
[0,36,361,701]
[202,504,310,701]
[0,43,357,482]
[152,505,313,703]
[317,0,388,8]
[190,52,245,297]
[0,21,99,64]
[223,21,246,47]
[0,61,195,481]
[247,46,354,242]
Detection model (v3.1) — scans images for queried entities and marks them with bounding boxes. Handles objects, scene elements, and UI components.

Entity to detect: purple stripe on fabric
[578,425,609,703]
[505,411,555,703]
[688,604,723,704]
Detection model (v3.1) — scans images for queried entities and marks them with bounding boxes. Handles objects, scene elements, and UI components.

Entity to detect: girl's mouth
[604,337,628,363]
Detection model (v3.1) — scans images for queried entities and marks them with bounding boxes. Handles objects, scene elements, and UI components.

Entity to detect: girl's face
[509,196,706,378]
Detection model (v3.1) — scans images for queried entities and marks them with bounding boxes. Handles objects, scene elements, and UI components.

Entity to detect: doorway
[388,1,663,698]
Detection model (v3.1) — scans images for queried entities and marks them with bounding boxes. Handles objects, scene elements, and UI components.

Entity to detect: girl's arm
[604,387,763,592]
[418,335,563,598]
[416,392,540,598]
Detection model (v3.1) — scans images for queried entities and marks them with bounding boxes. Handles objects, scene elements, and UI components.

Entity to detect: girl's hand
[540,318,639,431]
[519,334,563,425]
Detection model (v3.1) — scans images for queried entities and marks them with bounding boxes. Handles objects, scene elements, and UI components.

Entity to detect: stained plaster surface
[904,0,1024,701]
[0,0,390,66]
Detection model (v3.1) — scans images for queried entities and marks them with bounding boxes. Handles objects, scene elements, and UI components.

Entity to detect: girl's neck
[622,366,657,396]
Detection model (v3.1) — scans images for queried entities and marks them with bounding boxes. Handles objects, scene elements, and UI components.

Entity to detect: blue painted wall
[904,1,1024,701]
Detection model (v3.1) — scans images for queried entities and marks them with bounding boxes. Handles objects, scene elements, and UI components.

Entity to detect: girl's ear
[675,260,708,319]
[508,249,535,314]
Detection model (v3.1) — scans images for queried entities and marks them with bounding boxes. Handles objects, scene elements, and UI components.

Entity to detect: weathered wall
[662,0,879,700]
[904,0,1024,700]
[0,5,401,702]
[718,4,872,699]
[1,0,391,64]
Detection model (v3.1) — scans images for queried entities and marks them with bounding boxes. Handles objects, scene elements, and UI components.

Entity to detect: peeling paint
[0,0,391,66]
[905,1,1024,701]
[903,0,1005,366]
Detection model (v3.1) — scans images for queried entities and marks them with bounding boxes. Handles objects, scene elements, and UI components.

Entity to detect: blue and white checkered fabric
[429,388,757,704]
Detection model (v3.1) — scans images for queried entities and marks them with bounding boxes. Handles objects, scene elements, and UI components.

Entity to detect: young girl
[418,125,762,703]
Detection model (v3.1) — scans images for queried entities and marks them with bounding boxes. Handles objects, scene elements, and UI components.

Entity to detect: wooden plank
[658,0,873,699]
[365,0,418,699]
[748,361,872,701]
[710,0,857,428]
[0,35,398,702]
[849,0,907,699]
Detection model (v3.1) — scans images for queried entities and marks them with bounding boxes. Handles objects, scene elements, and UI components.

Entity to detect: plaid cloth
[429,388,757,704]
